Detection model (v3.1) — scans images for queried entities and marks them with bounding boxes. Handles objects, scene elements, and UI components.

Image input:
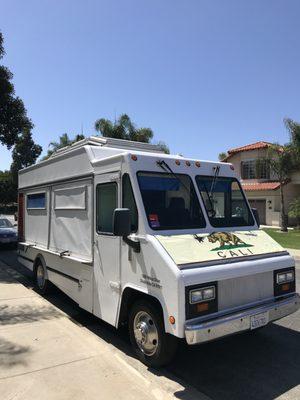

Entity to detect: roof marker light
[131,155,138,161]
[230,165,234,170]
[175,160,181,165]
[186,161,191,166]
[195,161,201,168]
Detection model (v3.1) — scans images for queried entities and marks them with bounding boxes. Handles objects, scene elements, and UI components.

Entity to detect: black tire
[34,262,51,295]
[128,299,178,367]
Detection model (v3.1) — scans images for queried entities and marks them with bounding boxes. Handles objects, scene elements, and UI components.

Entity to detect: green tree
[218,152,227,161]
[261,118,300,232]
[0,31,33,148]
[43,133,85,159]
[288,198,300,229]
[0,31,42,204]
[95,114,169,153]
[156,141,170,154]
[95,114,154,143]
[284,118,300,152]
[10,130,42,187]
[0,170,15,205]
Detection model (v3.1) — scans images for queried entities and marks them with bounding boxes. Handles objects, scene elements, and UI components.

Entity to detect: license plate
[250,312,269,330]
[0,238,11,243]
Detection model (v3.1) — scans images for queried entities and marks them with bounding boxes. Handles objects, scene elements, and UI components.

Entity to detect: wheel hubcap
[36,265,45,289]
[133,311,159,356]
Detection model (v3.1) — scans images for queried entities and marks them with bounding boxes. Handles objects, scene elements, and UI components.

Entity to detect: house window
[241,160,269,179]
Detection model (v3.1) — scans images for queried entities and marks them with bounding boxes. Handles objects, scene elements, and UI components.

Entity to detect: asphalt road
[0,248,299,400]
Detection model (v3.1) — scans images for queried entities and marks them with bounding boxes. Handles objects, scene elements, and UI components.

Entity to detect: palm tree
[218,152,227,161]
[43,133,85,160]
[94,114,154,143]
[264,118,300,231]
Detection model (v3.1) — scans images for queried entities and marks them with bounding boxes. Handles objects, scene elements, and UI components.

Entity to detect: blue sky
[1,0,300,170]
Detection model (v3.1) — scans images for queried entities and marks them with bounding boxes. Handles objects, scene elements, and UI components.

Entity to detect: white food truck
[18,136,299,366]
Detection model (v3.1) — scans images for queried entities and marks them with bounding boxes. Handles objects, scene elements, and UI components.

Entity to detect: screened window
[27,193,46,209]
[196,176,254,227]
[122,174,138,232]
[241,160,270,179]
[96,183,117,233]
[54,186,86,210]
[137,172,206,230]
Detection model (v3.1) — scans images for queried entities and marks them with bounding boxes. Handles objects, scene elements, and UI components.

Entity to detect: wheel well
[118,287,164,327]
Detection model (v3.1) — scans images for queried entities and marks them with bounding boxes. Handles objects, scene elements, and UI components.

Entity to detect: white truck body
[18,136,299,358]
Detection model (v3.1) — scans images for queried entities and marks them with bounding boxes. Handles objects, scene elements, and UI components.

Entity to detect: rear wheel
[35,262,50,294]
[129,299,178,367]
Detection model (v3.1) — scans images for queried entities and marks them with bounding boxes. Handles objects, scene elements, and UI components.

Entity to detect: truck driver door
[93,172,121,326]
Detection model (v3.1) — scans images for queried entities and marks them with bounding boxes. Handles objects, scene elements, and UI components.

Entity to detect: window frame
[136,170,206,231]
[195,175,255,228]
[26,192,47,210]
[122,173,138,233]
[96,182,118,235]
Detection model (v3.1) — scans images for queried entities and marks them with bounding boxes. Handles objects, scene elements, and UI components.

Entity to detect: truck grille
[218,271,274,311]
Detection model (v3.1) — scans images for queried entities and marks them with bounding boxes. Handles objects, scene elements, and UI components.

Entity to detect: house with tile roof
[223,141,300,226]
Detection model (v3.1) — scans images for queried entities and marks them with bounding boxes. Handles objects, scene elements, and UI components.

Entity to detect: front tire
[129,299,178,367]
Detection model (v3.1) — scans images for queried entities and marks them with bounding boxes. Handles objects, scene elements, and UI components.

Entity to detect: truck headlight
[189,286,215,304]
[274,267,296,297]
[276,270,294,284]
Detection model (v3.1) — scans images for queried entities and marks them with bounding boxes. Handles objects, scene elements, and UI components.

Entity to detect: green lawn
[263,228,300,250]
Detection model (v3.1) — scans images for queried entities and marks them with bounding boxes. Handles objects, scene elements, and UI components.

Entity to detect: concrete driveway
[0,249,300,400]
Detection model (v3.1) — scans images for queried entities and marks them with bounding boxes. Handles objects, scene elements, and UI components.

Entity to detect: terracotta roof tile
[228,141,272,155]
[241,182,280,191]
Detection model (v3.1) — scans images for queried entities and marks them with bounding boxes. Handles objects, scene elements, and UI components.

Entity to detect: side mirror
[113,208,140,253]
[113,208,131,237]
[251,208,260,228]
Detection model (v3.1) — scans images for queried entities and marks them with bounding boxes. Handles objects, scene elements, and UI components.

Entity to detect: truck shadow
[166,322,300,400]
[44,285,300,400]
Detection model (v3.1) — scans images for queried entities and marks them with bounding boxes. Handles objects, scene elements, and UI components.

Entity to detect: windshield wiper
[156,160,191,194]
[201,181,216,217]
[209,165,220,199]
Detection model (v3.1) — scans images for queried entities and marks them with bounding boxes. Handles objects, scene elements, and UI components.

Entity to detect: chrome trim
[185,293,300,345]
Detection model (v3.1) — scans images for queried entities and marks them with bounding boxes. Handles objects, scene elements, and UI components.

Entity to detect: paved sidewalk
[0,260,207,400]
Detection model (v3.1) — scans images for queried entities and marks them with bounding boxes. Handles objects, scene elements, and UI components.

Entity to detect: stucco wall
[244,183,300,226]
[228,150,300,226]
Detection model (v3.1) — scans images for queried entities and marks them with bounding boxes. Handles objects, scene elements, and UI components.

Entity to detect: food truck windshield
[137,171,206,230]
[195,176,255,228]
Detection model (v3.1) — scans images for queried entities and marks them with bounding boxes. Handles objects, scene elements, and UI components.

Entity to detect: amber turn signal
[281,283,290,291]
[196,302,209,312]
[169,316,176,325]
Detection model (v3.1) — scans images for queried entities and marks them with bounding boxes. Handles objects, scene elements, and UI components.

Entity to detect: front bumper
[185,293,300,345]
